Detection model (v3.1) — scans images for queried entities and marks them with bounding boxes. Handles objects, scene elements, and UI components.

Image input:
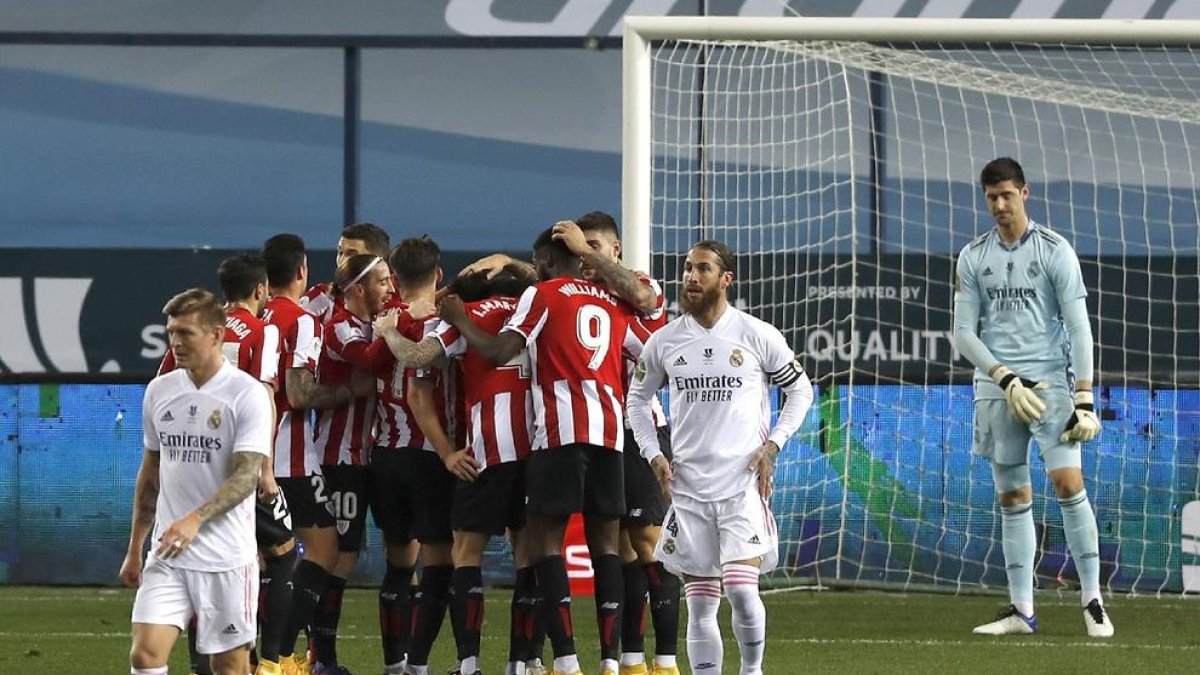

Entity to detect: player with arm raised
[120,289,272,675]
[953,157,1111,638]
[627,240,814,675]
[551,212,679,675]
[439,228,642,675]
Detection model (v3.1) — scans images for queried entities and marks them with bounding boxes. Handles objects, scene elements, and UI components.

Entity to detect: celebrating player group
[120,157,1110,675]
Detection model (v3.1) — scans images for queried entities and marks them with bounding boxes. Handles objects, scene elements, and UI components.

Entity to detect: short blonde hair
[162,288,225,330]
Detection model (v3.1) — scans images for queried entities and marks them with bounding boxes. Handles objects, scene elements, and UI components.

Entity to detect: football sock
[536,555,577,658]
[407,563,454,667]
[509,566,539,664]
[621,560,648,660]
[380,564,415,667]
[259,546,296,663]
[1059,490,1104,607]
[684,580,723,674]
[646,560,681,657]
[451,566,485,663]
[1002,502,1037,618]
[723,564,766,673]
[310,574,345,666]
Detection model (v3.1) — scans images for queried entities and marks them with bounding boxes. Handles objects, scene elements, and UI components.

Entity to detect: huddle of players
[188,213,682,675]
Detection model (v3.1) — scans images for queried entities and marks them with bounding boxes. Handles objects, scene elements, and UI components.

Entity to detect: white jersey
[629,305,808,502]
[142,361,273,572]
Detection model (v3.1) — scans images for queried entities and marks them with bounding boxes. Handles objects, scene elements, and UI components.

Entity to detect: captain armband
[768,358,805,388]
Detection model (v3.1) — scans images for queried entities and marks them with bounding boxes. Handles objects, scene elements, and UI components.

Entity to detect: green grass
[1,586,1197,674]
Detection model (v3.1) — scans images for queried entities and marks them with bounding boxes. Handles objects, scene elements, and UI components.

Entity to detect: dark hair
[217,253,267,302]
[980,157,1026,189]
[262,233,306,288]
[333,253,384,298]
[450,263,536,303]
[691,239,736,275]
[389,235,441,288]
[162,288,225,329]
[341,222,391,257]
[448,272,491,303]
[575,211,620,239]
[533,226,573,264]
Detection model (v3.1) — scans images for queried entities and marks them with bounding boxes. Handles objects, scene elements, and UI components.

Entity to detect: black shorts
[621,426,673,528]
[277,475,334,530]
[526,443,624,517]
[452,461,526,535]
[255,491,294,550]
[369,448,454,545]
[321,464,370,552]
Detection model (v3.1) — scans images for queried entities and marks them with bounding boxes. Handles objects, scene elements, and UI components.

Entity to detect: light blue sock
[1001,502,1036,617]
[1059,489,1102,605]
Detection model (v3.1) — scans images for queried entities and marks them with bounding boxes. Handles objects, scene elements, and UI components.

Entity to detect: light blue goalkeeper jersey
[954,220,1087,399]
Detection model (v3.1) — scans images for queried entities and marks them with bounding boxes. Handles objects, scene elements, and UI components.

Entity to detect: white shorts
[131,558,258,655]
[655,483,779,578]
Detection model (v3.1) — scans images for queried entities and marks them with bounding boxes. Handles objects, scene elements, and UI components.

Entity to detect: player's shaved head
[980,157,1026,189]
[533,226,579,281]
[162,288,226,330]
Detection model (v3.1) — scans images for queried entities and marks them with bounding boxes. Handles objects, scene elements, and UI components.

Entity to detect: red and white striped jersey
[312,307,391,466]
[624,274,668,429]
[262,296,322,479]
[301,282,341,326]
[372,299,435,450]
[502,277,642,452]
[157,306,280,389]
[431,297,533,470]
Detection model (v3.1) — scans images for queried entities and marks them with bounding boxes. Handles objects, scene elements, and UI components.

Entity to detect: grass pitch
[1,586,1196,674]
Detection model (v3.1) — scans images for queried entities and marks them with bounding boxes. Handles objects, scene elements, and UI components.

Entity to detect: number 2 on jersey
[576,305,611,370]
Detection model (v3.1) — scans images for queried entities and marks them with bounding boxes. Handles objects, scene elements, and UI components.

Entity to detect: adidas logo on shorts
[673,355,687,366]
[221,623,238,635]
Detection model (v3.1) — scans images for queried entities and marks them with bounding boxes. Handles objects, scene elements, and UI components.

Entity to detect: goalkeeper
[952,157,1112,638]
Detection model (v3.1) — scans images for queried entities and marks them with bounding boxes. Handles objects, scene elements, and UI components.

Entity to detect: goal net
[622,17,1200,594]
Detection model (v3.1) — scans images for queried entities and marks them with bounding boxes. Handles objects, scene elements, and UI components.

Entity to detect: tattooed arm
[154,452,262,560]
[119,449,160,587]
[286,368,365,410]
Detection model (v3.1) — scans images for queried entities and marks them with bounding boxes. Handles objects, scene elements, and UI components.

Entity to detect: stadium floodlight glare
[623,16,1200,594]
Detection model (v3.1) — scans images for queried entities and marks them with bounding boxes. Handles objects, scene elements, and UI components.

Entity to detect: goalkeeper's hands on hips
[1060,390,1102,442]
[990,365,1048,424]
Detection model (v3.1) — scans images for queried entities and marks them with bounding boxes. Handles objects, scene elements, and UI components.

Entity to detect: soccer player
[261,235,375,675]
[439,228,642,675]
[368,235,460,675]
[310,252,397,673]
[374,265,539,675]
[303,222,391,326]
[121,288,273,675]
[953,157,1113,638]
[552,213,680,675]
[627,240,814,675]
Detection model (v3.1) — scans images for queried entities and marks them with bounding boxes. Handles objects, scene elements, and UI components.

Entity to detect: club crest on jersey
[207,409,222,430]
[730,349,744,367]
[336,519,350,536]
[663,538,676,554]
[1027,261,1040,277]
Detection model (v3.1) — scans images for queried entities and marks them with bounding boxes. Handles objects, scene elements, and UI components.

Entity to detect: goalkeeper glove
[991,365,1048,424]
[1060,390,1101,442]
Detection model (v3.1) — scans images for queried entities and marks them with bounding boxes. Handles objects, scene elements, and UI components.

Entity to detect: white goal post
[622,16,1200,594]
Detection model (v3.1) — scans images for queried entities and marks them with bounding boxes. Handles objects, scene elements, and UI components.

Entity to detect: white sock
[654,654,678,668]
[460,656,480,673]
[620,651,645,666]
[1001,501,1037,619]
[685,579,724,675]
[505,661,526,675]
[723,564,766,674]
[131,668,168,675]
[1058,489,1103,607]
[600,658,619,673]
[552,654,580,673]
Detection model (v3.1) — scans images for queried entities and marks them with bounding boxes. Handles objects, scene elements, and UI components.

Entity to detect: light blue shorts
[972,385,1080,490]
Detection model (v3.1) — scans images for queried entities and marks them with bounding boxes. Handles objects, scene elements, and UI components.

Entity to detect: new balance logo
[221,623,238,635]
[673,355,687,366]
[982,267,994,276]
[160,411,174,422]
[748,534,761,544]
